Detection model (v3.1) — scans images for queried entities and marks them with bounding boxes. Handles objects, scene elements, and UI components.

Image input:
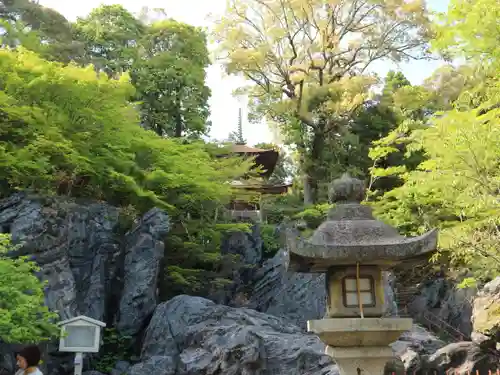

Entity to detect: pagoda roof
[231,182,291,194]
[230,144,270,153]
[223,143,280,179]
[285,174,438,273]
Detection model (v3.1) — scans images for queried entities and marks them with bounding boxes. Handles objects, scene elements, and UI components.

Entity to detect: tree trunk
[303,174,314,205]
[174,92,183,137]
[296,132,314,205]
[304,128,326,205]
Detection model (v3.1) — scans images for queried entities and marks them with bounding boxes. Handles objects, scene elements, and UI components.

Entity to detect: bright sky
[38,0,450,146]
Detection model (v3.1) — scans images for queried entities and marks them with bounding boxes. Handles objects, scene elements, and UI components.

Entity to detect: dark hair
[17,345,41,367]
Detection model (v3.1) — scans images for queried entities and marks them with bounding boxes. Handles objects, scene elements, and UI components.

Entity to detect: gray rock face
[129,295,477,375]
[111,360,132,375]
[0,194,169,374]
[409,277,475,338]
[131,295,338,375]
[408,341,499,375]
[221,223,262,265]
[211,223,263,305]
[0,194,122,322]
[392,324,445,359]
[0,342,15,375]
[116,208,170,336]
[247,249,326,328]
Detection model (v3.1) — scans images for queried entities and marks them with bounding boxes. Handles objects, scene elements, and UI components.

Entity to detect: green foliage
[74,5,144,76]
[93,328,133,374]
[0,0,81,63]
[432,0,500,66]
[1,4,212,139]
[0,48,248,214]
[293,203,333,230]
[380,71,412,107]
[162,220,253,298]
[0,45,253,318]
[372,0,500,282]
[373,74,500,280]
[261,193,304,224]
[131,19,211,137]
[0,234,59,343]
[260,224,281,258]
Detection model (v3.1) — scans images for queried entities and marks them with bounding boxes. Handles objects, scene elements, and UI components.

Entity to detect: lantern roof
[285,174,438,273]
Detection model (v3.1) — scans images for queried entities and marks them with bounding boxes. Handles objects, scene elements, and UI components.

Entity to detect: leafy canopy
[213,0,432,203]
[432,0,500,66]
[0,48,248,214]
[132,19,211,137]
[373,72,500,280]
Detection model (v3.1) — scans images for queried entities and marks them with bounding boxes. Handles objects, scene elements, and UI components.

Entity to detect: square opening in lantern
[342,276,376,308]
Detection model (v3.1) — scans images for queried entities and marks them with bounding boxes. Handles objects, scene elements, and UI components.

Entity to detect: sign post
[58,315,106,375]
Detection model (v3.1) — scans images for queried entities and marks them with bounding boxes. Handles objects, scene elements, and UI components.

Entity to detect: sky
[38,0,450,146]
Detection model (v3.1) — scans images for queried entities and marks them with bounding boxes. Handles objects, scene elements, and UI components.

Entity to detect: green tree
[367,65,488,198]
[0,47,251,298]
[0,0,81,62]
[373,0,500,280]
[213,0,432,204]
[380,71,412,107]
[74,5,144,77]
[432,0,500,67]
[374,75,500,279]
[0,234,59,343]
[132,19,211,137]
[0,48,247,212]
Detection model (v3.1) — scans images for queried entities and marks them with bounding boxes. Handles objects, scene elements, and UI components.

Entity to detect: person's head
[16,346,41,369]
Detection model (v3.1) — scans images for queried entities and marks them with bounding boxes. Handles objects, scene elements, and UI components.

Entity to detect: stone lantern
[284,174,438,375]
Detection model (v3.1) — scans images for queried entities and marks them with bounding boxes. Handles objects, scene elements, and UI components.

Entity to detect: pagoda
[284,174,438,375]
[225,108,291,221]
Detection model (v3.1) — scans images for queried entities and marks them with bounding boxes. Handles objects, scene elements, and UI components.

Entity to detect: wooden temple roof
[224,143,280,179]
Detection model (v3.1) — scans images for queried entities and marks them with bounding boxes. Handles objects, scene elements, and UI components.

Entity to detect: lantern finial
[328,174,365,204]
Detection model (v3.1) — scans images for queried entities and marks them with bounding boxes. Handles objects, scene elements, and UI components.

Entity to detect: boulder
[128,295,461,375]
[130,295,338,375]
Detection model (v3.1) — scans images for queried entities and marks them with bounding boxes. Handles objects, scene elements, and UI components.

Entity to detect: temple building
[225,109,291,221]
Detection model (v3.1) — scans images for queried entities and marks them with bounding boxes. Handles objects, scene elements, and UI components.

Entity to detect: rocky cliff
[0,194,498,375]
[0,194,169,375]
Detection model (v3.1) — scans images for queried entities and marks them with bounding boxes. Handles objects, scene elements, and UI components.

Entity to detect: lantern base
[307,317,412,347]
[326,346,395,375]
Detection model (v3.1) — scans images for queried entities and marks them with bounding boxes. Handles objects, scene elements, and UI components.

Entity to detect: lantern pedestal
[327,346,394,375]
[308,318,412,375]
